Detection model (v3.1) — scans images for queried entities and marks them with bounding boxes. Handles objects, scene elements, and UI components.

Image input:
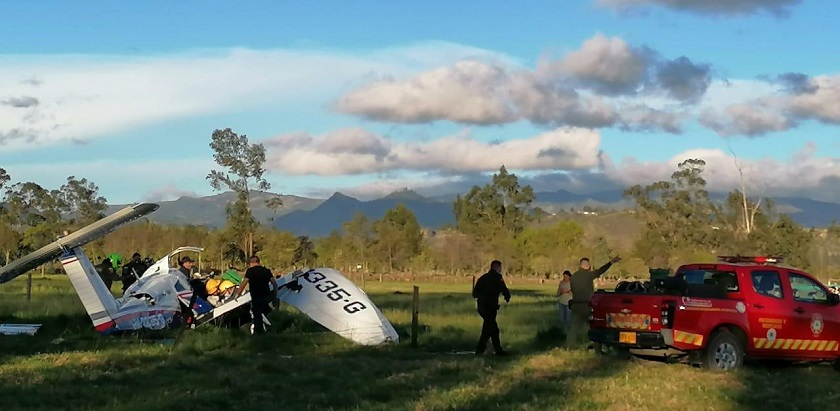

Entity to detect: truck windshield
[677,269,739,292]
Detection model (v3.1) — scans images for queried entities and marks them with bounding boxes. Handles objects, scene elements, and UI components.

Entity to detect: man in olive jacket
[566,256,621,348]
[472,260,511,355]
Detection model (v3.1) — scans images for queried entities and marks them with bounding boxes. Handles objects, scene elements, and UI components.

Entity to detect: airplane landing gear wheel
[702,330,743,372]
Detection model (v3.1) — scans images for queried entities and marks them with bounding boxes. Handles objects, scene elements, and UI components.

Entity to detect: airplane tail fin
[60,247,120,334]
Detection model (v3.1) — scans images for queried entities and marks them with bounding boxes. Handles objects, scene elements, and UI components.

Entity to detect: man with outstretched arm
[472,260,511,356]
[235,256,279,335]
[566,256,621,349]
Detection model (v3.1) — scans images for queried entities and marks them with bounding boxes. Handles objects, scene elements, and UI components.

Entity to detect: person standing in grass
[556,270,573,332]
[235,256,278,335]
[97,257,115,291]
[566,256,621,349]
[472,260,511,356]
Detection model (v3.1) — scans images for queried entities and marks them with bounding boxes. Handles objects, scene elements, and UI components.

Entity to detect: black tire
[701,330,744,372]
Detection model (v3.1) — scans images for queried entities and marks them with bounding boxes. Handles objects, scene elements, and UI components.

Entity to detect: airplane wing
[0,203,159,285]
[276,268,399,346]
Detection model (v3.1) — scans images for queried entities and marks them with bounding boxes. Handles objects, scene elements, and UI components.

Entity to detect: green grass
[2,275,839,411]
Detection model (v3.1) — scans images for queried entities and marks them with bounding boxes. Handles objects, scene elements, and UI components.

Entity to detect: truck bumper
[588,328,672,349]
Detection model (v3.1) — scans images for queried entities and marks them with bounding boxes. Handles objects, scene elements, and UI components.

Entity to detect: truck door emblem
[811,313,824,336]
[766,328,777,342]
[736,302,746,313]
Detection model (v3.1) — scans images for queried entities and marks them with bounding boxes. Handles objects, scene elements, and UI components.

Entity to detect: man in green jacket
[566,255,621,349]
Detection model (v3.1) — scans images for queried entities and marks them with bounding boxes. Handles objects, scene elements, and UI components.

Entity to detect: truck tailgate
[590,293,672,333]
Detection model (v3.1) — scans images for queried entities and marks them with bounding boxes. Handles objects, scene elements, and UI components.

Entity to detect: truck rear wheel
[701,330,744,372]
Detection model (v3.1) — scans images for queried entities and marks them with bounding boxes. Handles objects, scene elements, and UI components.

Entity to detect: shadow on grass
[447,355,631,411]
[732,360,840,411]
[2,280,630,411]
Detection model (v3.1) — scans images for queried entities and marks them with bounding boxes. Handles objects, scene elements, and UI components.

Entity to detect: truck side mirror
[829,293,840,305]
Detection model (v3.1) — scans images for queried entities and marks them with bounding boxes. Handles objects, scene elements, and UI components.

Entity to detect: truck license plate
[619,332,637,344]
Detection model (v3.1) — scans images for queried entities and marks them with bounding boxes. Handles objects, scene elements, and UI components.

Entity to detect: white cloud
[545,33,649,95]
[698,74,840,136]
[602,142,840,196]
[0,42,509,151]
[264,126,602,176]
[334,33,712,132]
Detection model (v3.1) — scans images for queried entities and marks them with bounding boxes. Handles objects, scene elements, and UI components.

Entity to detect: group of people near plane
[471,255,621,355]
[95,252,154,292]
[94,251,277,335]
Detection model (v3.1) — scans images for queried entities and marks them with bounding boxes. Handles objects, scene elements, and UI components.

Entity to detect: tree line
[3,128,840,281]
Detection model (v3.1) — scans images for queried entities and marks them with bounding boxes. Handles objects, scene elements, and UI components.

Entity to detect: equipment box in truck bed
[588,256,840,371]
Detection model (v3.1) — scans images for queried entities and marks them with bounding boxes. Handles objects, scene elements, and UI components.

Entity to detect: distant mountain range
[107,188,840,237]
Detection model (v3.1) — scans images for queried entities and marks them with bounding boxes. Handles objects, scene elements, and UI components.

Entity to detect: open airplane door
[276,268,399,346]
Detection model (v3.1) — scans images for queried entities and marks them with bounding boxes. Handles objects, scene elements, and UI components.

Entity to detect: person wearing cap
[180,256,209,302]
[556,270,573,332]
[121,252,148,292]
[178,256,195,278]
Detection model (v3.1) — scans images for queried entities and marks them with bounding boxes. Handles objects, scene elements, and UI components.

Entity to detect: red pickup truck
[587,256,840,371]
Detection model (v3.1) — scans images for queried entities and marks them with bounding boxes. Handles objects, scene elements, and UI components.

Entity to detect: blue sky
[1,0,839,204]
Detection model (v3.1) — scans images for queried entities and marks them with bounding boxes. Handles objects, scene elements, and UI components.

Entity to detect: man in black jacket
[472,260,511,356]
[121,252,148,292]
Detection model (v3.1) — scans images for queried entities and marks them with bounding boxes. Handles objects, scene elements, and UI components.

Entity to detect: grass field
[2,275,839,411]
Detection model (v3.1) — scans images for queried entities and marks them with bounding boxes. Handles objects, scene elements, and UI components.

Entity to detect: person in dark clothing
[97,257,115,291]
[122,252,148,292]
[235,256,278,335]
[472,260,511,356]
[180,256,208,300]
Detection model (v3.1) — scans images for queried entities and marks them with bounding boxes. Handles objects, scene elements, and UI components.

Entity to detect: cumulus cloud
[601,142,840,199]
[699,101,793,136]
[545,33,651,95]
[331,60,517,124]
[0,42,506,151]
[264,126,602,176]
[335,33,710,132]
[699,74,840,135]
[594,0,803,17]
[328,141,840,203]
[653,56,711,102]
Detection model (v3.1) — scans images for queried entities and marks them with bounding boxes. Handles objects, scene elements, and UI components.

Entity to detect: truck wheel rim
[714,342,737,370]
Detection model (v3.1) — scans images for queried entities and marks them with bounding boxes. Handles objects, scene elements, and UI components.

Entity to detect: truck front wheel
[701,330,744,372]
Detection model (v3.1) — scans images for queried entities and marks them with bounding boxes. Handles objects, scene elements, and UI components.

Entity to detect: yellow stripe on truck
[673,330,703,346]
[752,338,840,351]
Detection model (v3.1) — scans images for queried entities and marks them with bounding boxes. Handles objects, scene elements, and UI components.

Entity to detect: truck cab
[588,256,840,371]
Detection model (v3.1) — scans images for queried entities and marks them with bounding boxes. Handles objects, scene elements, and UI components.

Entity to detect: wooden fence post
[411,286,419,347]
[26,271,32,302]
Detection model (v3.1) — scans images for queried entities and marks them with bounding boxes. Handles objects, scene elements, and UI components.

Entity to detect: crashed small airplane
[0,203,399,346]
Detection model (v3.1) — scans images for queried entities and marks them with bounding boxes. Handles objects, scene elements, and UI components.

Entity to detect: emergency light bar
[717,256,784,265]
